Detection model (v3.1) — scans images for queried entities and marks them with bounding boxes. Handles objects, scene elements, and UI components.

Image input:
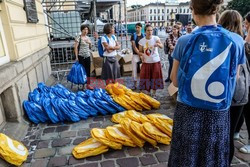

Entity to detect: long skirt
[101,56,121,81]
[139,62,164,91]
[168,102,230,167]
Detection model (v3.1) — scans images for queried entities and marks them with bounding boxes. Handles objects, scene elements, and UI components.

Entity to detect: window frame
[0,18,10,66]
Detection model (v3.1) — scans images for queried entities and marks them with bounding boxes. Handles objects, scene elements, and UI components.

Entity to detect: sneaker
[233,133,240,140]
[239,145,250,154]
[165,78,170,82]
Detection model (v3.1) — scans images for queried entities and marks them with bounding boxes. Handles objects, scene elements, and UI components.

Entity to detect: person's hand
[75,57,78,62]
[170,45,174,50]
[141,54,146,63]
[154,42,161,47]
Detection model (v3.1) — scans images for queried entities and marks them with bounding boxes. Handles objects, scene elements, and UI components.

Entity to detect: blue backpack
[97,35,116,57]
[178,25,238,110]
[133,33,145,42]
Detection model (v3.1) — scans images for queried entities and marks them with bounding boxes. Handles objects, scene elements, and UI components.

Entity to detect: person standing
[74,24,93,89]
[130,23,144,89]
[101,24,121,85]
[218,9,248,164]
[138,24,164,98]
[164,25,181,82]
[168,0,246,166]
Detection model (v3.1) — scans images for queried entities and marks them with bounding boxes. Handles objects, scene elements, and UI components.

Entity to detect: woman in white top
[101,24,121,85]
[138,24,164,98]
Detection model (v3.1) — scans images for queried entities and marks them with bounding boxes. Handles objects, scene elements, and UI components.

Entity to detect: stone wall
[0,47,51,127]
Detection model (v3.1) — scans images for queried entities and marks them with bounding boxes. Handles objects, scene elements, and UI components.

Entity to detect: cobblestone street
[0,34,249,167]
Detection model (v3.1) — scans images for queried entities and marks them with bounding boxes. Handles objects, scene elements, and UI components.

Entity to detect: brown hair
[80,24,89,32]
[103,24,113,35]
[190,0,223,15]
[245,12,250,23]
[144,24,153,31]
[218,10,243,37]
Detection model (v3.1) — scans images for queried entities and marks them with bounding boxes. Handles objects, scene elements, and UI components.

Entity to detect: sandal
[239,145,250,154]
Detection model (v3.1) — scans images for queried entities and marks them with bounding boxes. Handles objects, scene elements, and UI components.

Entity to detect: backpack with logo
[133,33,145,42]
[97,35,116,57]
[178,25,239,110]
[231,60,250,106]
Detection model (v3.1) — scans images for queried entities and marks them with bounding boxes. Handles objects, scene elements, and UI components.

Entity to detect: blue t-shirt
[172,27,246,109]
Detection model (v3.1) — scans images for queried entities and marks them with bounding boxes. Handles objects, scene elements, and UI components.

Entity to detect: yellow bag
[115,83,132,93]
[112,96,134,110]
[111,111,127,123]
[111,83,125,96]
[120,95,143,111]
[105,126,136,147]
[147,113,173,126]
[106,84,115,95]
[142,122,171,145]
[0,133,28,166]
[130,121,157,147]
[152,118,173,137]
[127,92,151,110]
[91,128,122,150]
[139,93,161,109]
[125,110,150,123]
[72,138,109,159]
[120,118,145,147]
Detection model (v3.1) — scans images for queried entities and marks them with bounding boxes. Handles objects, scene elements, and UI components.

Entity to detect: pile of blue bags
[67,62,87,85]
[23,83,125,124]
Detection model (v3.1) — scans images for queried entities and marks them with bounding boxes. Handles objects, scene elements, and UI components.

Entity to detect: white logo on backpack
[191,42,232,103]
[199,42,213,52]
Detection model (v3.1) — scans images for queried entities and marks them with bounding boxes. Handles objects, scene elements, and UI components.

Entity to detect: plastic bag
[67,100,89,119]
[105,126,136,147]
[42,98,60,123]
[0,133,28,166]
[120,95,143,111]
[112,96,134,110]
[127,92,151,110]
[152,118,173,137]
[23,101,40,124]
[111,111,127,123]
[142,122,171,145]
[77,62,87,85]
[130,121,157,147]
[139,93,161,109]
[125,110,150,123]
[147,113,173,126]
[76,96,98,117]
[67,62,87,85]
[96,100,117,114]
[101,93,125,112]
[51,98,66,122]
[120,118,145,147]
[87,97,108,115]
[72,138,109,159]
[91,128,122,149]
[58,98,80,122]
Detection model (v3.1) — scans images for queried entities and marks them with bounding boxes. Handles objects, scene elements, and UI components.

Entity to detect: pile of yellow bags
[73,110,173,159]
[0,133,28,166]
[106,83,160,111]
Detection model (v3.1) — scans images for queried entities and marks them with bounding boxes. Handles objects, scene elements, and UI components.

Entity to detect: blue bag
[58,99,80,122]
[42,98,59,123]
[178,25,238,110]
[97,35,116,57]
[87,97,108,115]
[67,62,79,84]
[76,96,98,116]
[28,101,48,123]
[96,100,117,114]
[51,98,66,121]
[77,63,87,85]
[67,100,89,119]
[38,82,50,93]
[23,101,40,124]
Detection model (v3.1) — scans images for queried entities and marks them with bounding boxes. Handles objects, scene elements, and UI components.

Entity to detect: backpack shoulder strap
[133,33,137,41]
[104,35,110,44]
[78,35,81,54]
[111,35,116,41]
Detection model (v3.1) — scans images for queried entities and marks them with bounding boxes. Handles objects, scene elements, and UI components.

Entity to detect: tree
[227,0,250,17]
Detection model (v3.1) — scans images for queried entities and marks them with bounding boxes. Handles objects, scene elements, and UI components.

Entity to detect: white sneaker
[239,145,250,154]
[233,133,240,140]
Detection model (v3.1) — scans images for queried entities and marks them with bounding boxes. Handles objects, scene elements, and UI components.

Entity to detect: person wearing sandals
[131,23,144,89]
[74,24,94,89]
[218,10,248,163]
[233,12,250,154]
[138,24,164,98]
[101,24,121,85]
[168,0,246,166]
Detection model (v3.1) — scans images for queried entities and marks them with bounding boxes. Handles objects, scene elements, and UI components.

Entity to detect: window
[150,9,152,14]
[184,9,186,13]
[158,9,160,13]
[187,9,190,13]
[154,9,156,13]
[167,9,169,13]
[154,16,156,20]
[180,8,182,13]
[175,9,177,12]
[23,0,39,23]
[162,16,164,20]
[167,15,169,20]
[0,18,10,66]
[162,9,164,13]
[158,16,160,20]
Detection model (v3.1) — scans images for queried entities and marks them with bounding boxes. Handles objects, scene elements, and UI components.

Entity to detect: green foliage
[227,0,250,17]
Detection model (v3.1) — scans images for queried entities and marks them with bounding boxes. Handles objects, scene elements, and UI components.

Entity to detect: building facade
[127,0,191,27]
[0,0,51,128]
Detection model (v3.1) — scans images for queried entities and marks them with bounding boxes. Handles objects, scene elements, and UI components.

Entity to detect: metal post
[124,0,128,48]
[119,2,122,49]
[93,0,97,32]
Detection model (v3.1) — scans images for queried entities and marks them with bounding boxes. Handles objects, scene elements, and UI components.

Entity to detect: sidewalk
[0,37,249,167]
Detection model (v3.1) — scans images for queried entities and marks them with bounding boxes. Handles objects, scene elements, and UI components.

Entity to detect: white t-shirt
[138,36,161,63]
[101,35,117,57]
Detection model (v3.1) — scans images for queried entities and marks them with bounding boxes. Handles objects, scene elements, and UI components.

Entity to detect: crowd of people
[74,0,250,165]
